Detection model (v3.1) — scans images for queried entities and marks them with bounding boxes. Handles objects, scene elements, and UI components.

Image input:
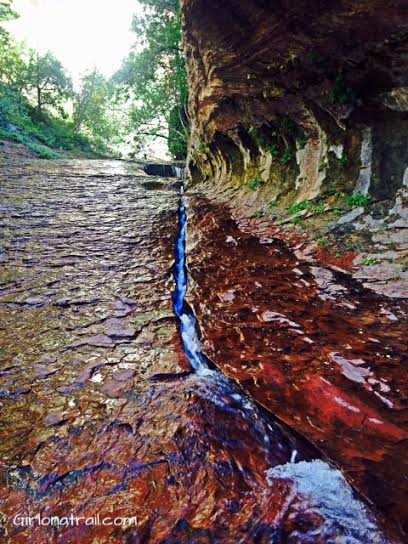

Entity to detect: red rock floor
[186,193,408,540]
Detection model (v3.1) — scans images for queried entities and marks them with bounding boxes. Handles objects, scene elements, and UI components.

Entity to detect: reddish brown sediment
[1,367,391,544]
[1,2,407,542]
[185,191,408,539]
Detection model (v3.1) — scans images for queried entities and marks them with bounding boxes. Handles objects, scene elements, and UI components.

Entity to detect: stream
[173,185,209,371]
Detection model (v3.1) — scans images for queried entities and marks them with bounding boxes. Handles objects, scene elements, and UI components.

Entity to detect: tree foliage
[0,0,18,33]
[1,4,72,120]
[73,69,125,147]
[115,0,189,159]
[0,1,122,157]
[0,0,189,159]
[0,0,26,88]
[0,39,26,89]
[25,51,73,116]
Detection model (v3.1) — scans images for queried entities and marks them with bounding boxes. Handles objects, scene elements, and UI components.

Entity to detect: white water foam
[266,459,389,543]
[180,312,208,371]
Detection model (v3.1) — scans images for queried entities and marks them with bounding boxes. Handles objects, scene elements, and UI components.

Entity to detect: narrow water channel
[171,185,394,544]
[173,185,209,371]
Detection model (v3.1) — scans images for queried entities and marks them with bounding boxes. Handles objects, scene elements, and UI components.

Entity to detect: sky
[5,0,142,87]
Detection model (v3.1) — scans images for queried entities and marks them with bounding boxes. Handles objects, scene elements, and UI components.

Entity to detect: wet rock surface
[186,191,408,540]
[0,159,401,543]
[0,159,183,541]
[0,141,38,161]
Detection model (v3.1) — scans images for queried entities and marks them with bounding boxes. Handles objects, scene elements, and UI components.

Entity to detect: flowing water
[172,186,209,371]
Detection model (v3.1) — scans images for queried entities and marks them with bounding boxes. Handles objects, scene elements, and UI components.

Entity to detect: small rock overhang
[143,161,185,178]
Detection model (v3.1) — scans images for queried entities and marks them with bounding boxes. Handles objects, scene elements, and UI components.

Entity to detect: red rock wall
[182,0,408,207]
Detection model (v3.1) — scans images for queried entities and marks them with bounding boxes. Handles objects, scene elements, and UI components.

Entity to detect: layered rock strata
[181,0,408,294]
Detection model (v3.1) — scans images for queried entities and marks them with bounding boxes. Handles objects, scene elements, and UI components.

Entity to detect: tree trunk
[36,86,42,115]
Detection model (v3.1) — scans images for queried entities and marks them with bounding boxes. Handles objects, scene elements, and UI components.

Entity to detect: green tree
[0,1,30,124]
[25,51,72,116]
[73,68,125,147]
[74,69,105,131]
[0,0,26,89]
[0,40,27,91]
[115,0,189,159]
[0,0,18,36]
[0,0,123,158]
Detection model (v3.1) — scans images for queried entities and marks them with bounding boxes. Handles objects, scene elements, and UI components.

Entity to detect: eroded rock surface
[0,159,399,543]
[185,191,408,540]
[181,0,408,293]
[0,159,184,541]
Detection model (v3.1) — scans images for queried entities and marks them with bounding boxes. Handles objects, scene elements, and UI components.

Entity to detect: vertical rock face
[182,0,408,210]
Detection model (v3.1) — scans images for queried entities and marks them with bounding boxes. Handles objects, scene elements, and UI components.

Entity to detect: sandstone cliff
[182,0,408,296]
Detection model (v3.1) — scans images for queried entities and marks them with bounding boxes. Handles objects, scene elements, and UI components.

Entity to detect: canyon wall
[181,0,408,285]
